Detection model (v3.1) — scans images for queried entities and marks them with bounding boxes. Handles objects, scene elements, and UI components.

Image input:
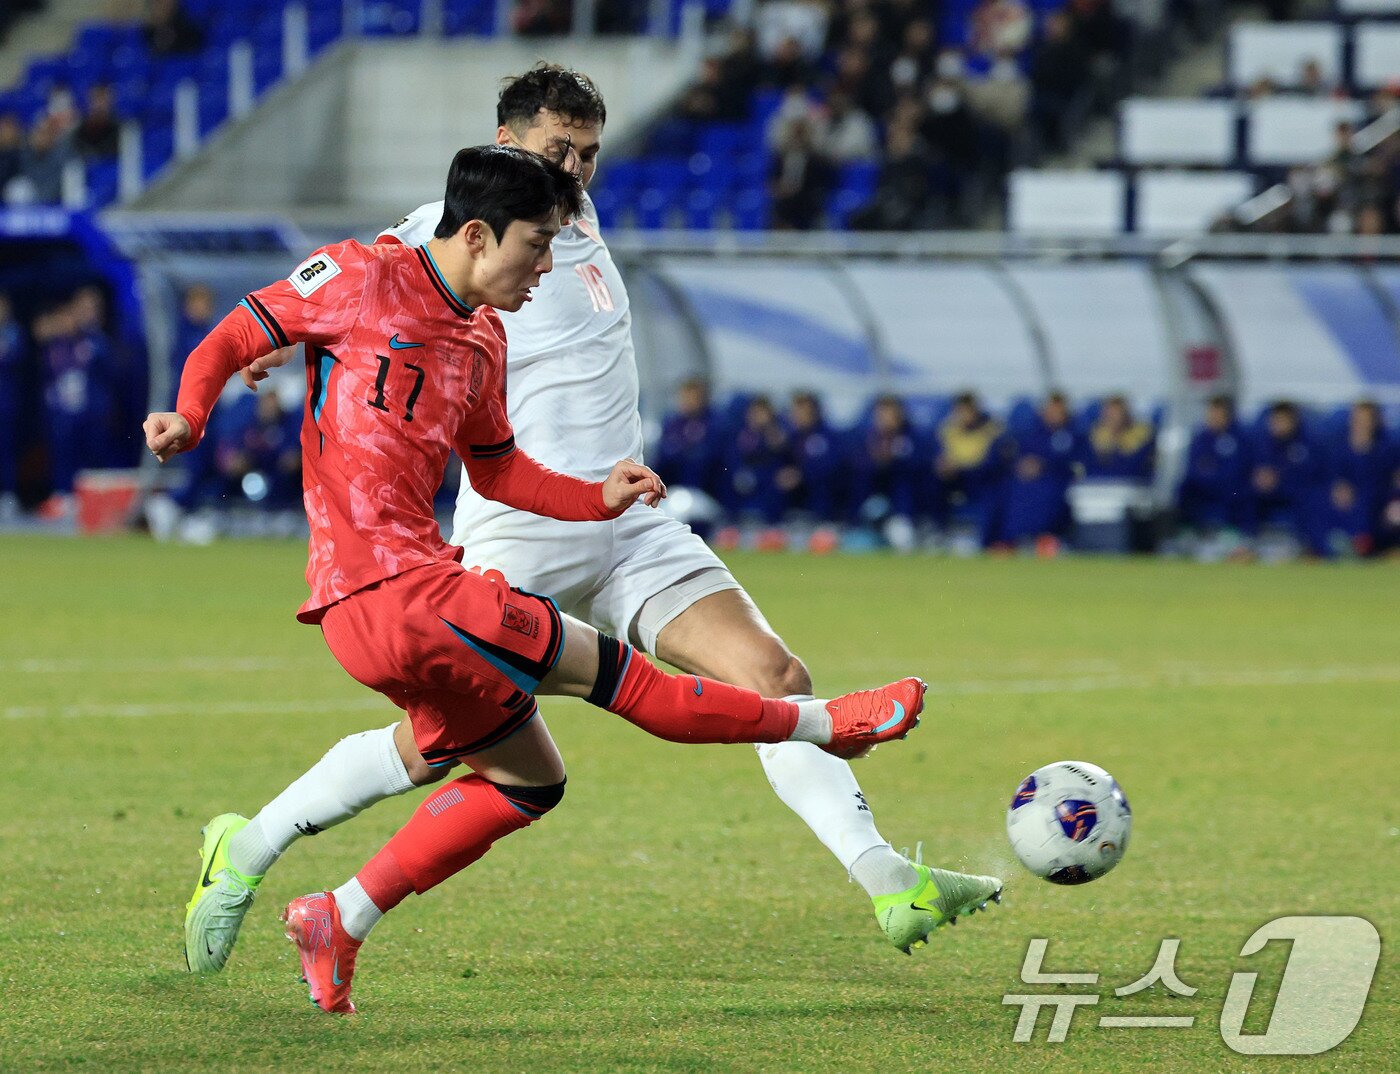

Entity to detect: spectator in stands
[1177,394,1252,534]
[1378,458,1400,556]
[820,92,879,163]
[1251,400,1326,555]
[719,26,764,103]
[769,115,834,229]
[964,45,1030,139]
[655,377,721,497]
[969,0,1032,60]
[1000,392,1082,551]
[755,1,829,67]
[75,84,120,159]
[764,36,821,92]
[724,395,792,524]
[217,390,302,509]
[1085,395,1154,481]
[679,55,753,125]
[1027,11,1094,156]
[0,292,23,517]
[144,0,206,56]
[44,84,79,136]
[69,285,122,461]
[850,116,938,229]
[765,86,825,152]
[16,115,74,205]
[1323,401,1394,556]
[849,394,921,541]
[1296,58,1333,98]
[37,296,113,515]
[889,19,936,97]
[932,390,1011,543]
[781,391,842,521]
[921,52,982,174]
[174,282,217,371]
[0,113,23,195]
[830,38,894,120]
[1065,0,1126,63]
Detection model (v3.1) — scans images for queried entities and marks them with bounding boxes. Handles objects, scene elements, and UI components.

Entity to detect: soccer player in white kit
[185,66,1000,972]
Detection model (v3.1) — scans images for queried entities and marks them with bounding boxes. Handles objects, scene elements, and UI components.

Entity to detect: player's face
[480,212,561,312]
[500,111,603,189]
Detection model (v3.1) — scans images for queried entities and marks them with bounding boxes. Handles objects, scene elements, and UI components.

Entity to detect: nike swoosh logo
[872,700,906,735]
[332,958,344,986]
[389,334,424,349]
[692,676,703,696]
[200,828,231,889]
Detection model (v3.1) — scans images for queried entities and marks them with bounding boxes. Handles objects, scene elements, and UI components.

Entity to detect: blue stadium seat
[589,186,622,229]
[141,124,175,180]
[360,0,421,36]
[698,123,748,161]
[731,187,771,231]
[442,0,495,36]
[684,187,719,229]
[86,160,120,207]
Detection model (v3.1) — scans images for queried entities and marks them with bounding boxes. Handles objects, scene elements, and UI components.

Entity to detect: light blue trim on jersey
[238,299,279,348]
[312,351,334,424]
[421,245,474,312]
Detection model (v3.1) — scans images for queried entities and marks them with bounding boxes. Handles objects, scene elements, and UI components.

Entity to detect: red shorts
[320,560,564,766]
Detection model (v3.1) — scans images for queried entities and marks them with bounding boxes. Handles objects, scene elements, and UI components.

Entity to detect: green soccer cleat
[183,812,263,973]
[872,855,1003,954]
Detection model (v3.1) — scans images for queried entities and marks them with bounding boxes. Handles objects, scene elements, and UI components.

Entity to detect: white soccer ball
[1006,760,1131,884]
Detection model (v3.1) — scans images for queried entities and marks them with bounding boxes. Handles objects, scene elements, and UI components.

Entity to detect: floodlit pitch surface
[0,536,1394,1072]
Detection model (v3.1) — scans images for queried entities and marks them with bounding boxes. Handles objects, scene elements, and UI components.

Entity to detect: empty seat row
[1007,170,1257,236]
[1120,96,1365,166]
[1231,20,1400,88]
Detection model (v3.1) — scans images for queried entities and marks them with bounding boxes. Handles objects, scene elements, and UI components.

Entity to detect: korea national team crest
[290,253,342,297]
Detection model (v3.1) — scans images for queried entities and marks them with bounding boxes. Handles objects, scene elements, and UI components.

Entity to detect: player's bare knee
[749,648,812,698]
[405,754,452,787]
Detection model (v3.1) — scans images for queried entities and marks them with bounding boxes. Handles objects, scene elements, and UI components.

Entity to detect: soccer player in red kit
[149,145,925,1013]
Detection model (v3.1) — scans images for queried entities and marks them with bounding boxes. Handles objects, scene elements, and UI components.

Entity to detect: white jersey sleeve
[377,201,444,246]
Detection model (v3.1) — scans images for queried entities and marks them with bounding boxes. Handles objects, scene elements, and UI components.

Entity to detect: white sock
[757,704,919,898]
[228,723,414,877]
[332,877,383,941]
[788,698,833,744]
[849,844,920,897]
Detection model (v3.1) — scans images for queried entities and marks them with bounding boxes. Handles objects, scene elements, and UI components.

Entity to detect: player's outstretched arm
[462,446,665,521]
[144,305,286,460]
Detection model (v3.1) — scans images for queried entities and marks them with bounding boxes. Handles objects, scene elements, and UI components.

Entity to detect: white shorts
[454,505,742,653]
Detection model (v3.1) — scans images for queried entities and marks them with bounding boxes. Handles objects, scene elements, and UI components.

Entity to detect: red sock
[590,636,798,744]
[355,774,535,913]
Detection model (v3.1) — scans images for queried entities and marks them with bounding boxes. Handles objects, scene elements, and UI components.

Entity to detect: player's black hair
[497,63,607,131]
[433,144,583,243]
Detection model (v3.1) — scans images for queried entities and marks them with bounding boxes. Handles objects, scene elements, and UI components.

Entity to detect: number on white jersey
[575,262,615,313]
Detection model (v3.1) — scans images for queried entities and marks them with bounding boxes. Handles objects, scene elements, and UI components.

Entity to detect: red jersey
[174,240,618,622]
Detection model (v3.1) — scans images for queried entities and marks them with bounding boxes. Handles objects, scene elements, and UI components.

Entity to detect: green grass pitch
[0,536,1394,1072]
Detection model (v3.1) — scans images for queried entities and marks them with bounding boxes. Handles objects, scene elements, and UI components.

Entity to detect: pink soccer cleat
[822,677,927,760]
[281,892,361,1014]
